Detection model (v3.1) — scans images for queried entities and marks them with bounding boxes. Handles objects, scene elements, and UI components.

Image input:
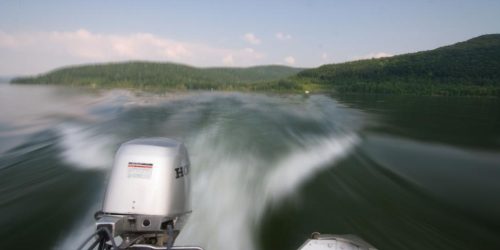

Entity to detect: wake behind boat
[78,138,376,250]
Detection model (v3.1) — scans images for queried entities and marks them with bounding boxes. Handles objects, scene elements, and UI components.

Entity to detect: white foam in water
[51,93,362,250]
[53,123,117,248]
[177,126,260,250]
[265,135,359,202]
[57,123,116,170]
[176,127,359,250]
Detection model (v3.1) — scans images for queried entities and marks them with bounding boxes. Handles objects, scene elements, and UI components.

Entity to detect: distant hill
[11,35,500,96]
[11,61,303,90]
[295,34,500,96]
[0,76,13,83]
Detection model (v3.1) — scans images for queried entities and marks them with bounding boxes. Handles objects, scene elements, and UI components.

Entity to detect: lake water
[0,84,499,250]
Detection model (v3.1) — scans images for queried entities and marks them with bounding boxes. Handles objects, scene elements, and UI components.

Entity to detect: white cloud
[284,56,295,65]
[47,29,192,60]
[0,31,18,48]
[321,53,328,60]
[275,32,292,41]
[0,29,266,74]
[357,52,393,60]
[243,48,254,53]
[242,33,261,45]
[222,54,234,65]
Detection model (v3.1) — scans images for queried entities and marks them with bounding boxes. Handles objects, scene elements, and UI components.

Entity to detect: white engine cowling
[99,138,191,235]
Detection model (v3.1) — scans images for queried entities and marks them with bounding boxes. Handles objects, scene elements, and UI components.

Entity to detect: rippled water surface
[0,84,499,250]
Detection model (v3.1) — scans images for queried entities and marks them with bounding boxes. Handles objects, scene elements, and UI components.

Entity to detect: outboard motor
[80,138,202,250]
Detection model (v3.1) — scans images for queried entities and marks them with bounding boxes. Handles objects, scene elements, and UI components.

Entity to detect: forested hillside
[11,35,500,96]
[11,62,303,90]
[294,34,500,96]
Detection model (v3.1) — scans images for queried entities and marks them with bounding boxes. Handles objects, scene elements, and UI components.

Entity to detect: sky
[0,0,499,75]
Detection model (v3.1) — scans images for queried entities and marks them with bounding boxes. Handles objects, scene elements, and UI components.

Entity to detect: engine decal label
[127,162,153,179]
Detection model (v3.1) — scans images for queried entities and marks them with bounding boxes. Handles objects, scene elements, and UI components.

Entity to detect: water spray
[78,137,376,250]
